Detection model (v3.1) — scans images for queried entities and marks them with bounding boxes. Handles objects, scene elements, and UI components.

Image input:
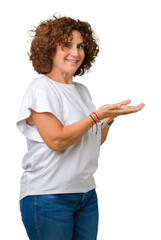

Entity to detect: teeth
[66,59,78,63]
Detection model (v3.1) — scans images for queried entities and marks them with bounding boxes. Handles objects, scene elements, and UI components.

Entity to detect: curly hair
[28,14,99,76]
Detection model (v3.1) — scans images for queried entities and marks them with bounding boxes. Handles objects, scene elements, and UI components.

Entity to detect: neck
[45,69,73,84]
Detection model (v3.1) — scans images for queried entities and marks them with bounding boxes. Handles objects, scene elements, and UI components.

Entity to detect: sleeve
[16,86,64,142]
[80,83,94,102]
[83,85,93,101]
[78,83,97,112]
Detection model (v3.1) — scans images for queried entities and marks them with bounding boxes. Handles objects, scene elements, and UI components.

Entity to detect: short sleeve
[77,83,93,101]
[83,85,93,100]
[16,86,64,142]
[76,83,96,112]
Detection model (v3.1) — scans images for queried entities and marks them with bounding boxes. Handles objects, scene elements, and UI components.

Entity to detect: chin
[66,68,79,75]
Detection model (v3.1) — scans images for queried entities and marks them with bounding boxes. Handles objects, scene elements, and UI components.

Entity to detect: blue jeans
[19,188,99,240]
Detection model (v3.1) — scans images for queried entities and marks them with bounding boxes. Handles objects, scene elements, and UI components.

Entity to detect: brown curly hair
[28,14,99,76]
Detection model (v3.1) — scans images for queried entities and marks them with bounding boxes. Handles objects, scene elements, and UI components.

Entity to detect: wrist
[94,110,104,120]
[89,112,100,136]
[103,117,114,124]
[101,119,114,129]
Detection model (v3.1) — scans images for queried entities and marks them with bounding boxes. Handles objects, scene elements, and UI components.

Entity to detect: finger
[117,99,131,107]
[120,103,145,114]
[120,102,145,110]
[133,103,145,111]
[107,100,131,110]
[105,103,145,118]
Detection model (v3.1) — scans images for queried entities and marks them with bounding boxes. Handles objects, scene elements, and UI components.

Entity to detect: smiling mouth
[66,59,79,63]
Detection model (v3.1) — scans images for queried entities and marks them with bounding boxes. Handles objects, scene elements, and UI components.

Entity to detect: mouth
[66,59,79,64]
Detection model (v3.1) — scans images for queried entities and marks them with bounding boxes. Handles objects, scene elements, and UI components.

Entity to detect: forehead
[56,30,84,50]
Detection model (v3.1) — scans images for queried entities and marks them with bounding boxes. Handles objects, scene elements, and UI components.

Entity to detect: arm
[100,125,109,146]
[100,117,114,145]
[31,109,99,151]
[31,100,145,151]
[56,115,97,150]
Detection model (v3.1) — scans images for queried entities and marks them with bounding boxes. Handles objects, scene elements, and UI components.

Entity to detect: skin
[97,100,145,145]
[26,30,85,125]
[45,30,85,84]
[27,30,145,147]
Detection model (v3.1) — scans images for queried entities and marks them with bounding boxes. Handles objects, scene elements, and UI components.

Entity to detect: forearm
[55,113,113,151]
[56,115,96,151]
[100,117,114,145]
[100,125,109,145]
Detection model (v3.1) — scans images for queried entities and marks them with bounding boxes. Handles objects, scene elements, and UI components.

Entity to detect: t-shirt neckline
[43,75,76,87]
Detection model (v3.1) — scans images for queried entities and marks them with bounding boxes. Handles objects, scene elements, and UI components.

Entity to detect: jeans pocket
[19,199,23,219]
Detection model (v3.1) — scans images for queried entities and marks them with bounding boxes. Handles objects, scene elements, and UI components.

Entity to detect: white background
[1,0,161,239]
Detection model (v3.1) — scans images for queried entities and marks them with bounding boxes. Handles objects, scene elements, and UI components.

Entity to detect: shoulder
[26,75,60,97]
[76,82,89,93]
[76,82,92,99]
[26,76,63,107]
[29,76,49,91]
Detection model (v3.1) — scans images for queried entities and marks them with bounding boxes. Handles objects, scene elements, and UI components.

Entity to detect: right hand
[95,99,145,120]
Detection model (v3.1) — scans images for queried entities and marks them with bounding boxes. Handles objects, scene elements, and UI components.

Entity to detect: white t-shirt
[16,75,101,201]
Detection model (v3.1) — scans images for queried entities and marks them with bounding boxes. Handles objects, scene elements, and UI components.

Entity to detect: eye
[78,44,84,49]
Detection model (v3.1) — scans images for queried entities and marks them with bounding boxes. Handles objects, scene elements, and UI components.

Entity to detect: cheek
[58,51,67,60]
[55,48,67,60]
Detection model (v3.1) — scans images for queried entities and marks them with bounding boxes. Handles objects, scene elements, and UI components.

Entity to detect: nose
[70,46,79,57]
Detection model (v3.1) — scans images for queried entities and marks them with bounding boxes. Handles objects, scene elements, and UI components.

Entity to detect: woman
[16,14,145,240]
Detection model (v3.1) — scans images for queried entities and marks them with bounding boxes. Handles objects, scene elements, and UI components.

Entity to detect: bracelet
[92,112,100,122]
[89,113,99,136]
[89,114,97,123]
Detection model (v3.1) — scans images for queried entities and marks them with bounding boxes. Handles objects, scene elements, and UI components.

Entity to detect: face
[52,30,85,75]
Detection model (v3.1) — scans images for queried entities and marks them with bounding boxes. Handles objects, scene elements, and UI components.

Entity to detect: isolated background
[1,0,161,239]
